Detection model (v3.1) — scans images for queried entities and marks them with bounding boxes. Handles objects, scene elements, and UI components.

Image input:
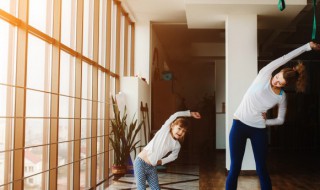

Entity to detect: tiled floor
[105,164,199,190]
[101,150,320,190]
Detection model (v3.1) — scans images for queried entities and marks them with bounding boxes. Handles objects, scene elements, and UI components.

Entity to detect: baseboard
[215,149,226,152]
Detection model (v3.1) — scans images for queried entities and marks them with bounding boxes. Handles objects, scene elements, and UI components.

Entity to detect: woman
[226,41,320,190]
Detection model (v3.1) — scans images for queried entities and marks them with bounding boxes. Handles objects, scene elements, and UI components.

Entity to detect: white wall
[191,43,225,57]
[135,20,151,83]
[226,14,257,170]
[120,77,151,150]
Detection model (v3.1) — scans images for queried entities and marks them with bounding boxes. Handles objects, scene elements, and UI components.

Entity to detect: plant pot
[112,165,127,180]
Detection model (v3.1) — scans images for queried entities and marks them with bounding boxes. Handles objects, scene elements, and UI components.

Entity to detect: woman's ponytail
[282,61,306,92]
[294,61,306,92]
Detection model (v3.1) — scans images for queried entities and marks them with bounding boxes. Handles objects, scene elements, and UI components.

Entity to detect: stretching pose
[226,41,320,190]
[134,110,201,190]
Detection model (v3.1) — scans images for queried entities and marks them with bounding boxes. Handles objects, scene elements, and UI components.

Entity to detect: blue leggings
[226,119,272,190]
[134,157,160,190]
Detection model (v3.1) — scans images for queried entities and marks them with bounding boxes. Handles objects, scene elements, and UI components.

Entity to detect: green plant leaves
[109,96,143,166]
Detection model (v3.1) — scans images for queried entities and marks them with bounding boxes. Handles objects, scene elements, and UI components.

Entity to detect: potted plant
[109,97,143,179]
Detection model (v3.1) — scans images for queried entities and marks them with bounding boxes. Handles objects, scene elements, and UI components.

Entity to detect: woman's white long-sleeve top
[144,110,191,166]
[234,43,311,128]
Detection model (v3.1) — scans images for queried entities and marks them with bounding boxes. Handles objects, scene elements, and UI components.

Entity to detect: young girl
[134,110,201,190]
[226,41,320,190]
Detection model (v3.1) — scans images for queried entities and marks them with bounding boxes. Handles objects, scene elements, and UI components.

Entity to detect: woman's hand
[262,112,267,120]
[191,112,201,119]
[310,41,320,51]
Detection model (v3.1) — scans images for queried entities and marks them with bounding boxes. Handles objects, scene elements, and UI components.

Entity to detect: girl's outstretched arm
[191,112,201,119]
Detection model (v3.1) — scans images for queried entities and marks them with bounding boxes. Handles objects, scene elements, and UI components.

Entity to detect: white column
[134,20,151,83]
[226,14,257,170]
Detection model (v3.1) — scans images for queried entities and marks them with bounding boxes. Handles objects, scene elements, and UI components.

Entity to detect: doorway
[150,23,226,163]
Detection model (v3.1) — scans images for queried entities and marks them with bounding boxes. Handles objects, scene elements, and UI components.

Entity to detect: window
[0,0,134,189]
[83,0,94,59]
[28,177,34,184]
[29,0,53,36]
[0,0,18,17]
[61,0,77,50]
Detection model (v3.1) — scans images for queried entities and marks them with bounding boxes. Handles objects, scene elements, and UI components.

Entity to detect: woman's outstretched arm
[259,41,320,77]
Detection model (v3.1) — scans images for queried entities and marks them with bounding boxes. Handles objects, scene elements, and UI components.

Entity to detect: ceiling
[122,0,320,67]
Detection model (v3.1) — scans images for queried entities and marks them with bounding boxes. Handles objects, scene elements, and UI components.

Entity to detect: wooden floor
[200,150,320,190]
[103,149,320,189]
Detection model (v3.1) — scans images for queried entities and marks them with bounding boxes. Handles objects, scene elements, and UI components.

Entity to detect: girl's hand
[310,41,320,51]
[191,112,201,119]
[262,112,267,120]
[157,160,162,166]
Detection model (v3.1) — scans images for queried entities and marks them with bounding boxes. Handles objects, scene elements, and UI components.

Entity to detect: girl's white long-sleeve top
[234,43,311,128]
[144,110,191,166]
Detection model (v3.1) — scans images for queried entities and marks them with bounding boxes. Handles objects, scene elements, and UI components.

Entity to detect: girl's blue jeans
[134,156,160,190]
